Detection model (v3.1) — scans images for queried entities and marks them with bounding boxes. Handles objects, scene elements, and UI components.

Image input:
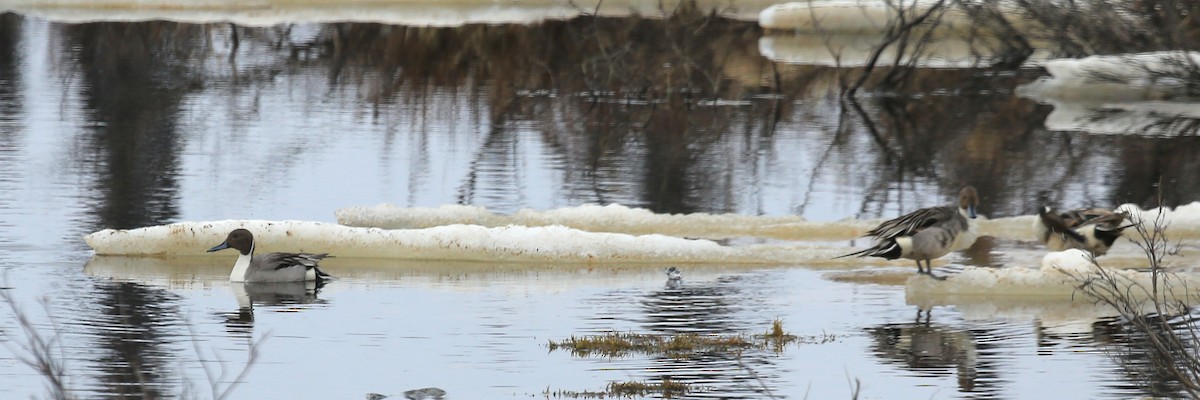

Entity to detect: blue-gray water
[1,8,1199,399]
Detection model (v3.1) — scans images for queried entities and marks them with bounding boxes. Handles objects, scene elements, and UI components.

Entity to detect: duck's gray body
[209,228,332,282]
[838,187,981,279]
[241,252,330,282]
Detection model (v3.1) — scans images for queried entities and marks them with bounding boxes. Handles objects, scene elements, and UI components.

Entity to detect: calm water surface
[1,6,1199,399]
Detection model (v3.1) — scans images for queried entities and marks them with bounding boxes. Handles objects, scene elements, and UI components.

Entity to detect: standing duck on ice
[838,187,981,280]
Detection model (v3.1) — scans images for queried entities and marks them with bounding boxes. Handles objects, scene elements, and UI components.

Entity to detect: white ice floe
[907,249,1200,298]
[335,203,872,241]
[10,3,576,26]
[758,0,971,32]
[758,1,1012,67]
[1117,202,1200,236]
[758,34,1023,68]
[1017,52,1200,135]
[336,202,1200,245]
[83,201,1200,268]
[1018,52,1200,102]
[3,0,776,26]
[760,1,892,32]
[82,220,832,264]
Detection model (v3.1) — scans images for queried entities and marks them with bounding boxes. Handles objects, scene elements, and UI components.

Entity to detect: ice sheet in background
[1017,51,1200,136]
[82,219,860,264]
[1,0,780,26]
[334,203,872,241]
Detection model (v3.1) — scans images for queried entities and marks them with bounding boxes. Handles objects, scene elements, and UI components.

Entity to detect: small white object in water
[665,267,682,280]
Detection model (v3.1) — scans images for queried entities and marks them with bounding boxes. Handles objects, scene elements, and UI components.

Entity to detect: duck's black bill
[207,242,230,252]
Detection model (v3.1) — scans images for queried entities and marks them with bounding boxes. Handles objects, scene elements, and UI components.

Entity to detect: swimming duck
[838,187,981,280]
[207,228,332,282]
[664,267,683,288]
[1036,206,1130,256]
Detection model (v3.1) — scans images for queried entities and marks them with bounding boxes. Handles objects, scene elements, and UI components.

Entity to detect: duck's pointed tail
[836,240,901,260]
[834,248,871,259]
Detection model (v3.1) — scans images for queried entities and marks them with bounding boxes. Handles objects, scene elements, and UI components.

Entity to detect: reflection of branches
[952,0,1033,68]
[843,97,894,160]
[878,0,947,89]
[795,97,856,215]
[1081,106,1200,137]
[190,320,262,400]
[1042,132,1089,196]
[1001,0,1199,57]
[1141,115,1200,137]
[843,96,902,218]
[845,0,948,97]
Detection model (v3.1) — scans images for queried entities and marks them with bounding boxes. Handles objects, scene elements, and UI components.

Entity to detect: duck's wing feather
[260,252,330,271]
[1061,208,1130,231]
[1039,209,1088,243]
[864,206,958,240]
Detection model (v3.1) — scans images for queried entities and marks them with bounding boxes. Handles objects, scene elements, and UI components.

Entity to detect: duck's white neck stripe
[230,243,253,282]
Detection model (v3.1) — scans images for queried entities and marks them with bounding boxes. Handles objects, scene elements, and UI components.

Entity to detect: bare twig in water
[736,352,777,399]
[189,320,264,400]
[1063,198,1200,397]
[0,277,266,400]
[0,287,72,400]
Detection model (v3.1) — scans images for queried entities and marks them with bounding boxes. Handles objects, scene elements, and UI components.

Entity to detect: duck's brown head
[959,187,979,219]
[207,228,255,256]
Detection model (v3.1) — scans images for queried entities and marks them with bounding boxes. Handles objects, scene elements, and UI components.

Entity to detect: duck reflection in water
[220,280,327,337]
[867,313,994,395]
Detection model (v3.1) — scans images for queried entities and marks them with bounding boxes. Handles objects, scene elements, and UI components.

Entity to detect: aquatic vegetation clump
[544,378,690,399]
[756,318,838,348]
[607,378,689,398]
[548,320,835,358]
[547,332,755,358]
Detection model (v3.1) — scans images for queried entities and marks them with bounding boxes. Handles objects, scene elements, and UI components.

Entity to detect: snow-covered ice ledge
[907,249,1200,298]
[336,202,1200,243]
[335,203,871,241]
[3,0,778,26]
[758,0,974,33]
[1019,51,1200,100]
[82,220,817,264]
[1017,52,1200,136]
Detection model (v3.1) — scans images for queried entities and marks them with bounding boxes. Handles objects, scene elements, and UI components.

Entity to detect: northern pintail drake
[837,187,981,280]
[207,228,332,282]
[1036,206,1131,256]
